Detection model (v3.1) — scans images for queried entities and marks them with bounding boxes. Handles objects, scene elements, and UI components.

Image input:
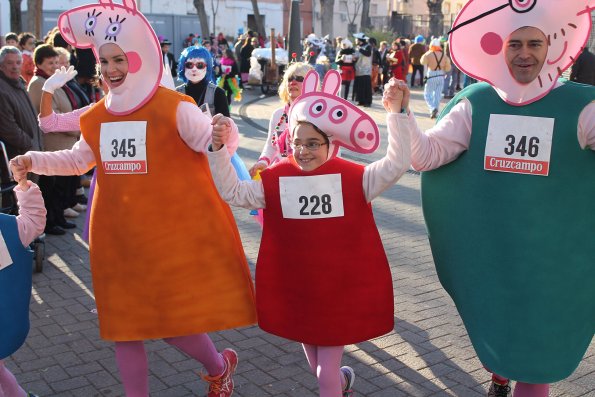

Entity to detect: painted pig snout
[350,117,379,153]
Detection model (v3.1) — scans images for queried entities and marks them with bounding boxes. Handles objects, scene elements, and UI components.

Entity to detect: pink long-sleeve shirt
[207,113,412,208]
[409,89,595,171]
[15,182,46,247]
[31,101,239,174]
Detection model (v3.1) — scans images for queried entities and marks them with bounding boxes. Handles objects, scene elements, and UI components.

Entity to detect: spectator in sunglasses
[248,62,314,177]
[177,45,230,117]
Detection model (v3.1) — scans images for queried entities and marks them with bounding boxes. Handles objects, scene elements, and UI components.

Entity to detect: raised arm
[363,78,412,202]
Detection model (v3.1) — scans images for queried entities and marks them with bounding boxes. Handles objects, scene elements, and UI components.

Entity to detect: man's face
[504,26,548,84]
[161,44,170,53]
[0,53,23,80]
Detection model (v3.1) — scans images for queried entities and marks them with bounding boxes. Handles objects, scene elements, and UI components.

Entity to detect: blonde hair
[278,62,314,104]
[54,46,70,61]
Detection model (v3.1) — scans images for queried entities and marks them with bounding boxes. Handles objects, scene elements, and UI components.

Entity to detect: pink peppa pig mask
[287,70,380,159]
[58,0,163,115]
[449,0,594,105]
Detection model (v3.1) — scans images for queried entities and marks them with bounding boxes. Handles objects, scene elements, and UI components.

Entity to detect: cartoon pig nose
[352,117,379,152]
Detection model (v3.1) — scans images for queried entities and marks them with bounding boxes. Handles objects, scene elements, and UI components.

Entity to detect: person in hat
[208,69,411,397]
[408,35,426,87]
[386,0,595,395]
[352,33,373,107]
[160,38,177,78]
[420,38,451,118]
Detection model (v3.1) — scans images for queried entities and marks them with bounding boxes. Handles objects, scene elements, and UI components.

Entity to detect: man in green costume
[384,0,595,396]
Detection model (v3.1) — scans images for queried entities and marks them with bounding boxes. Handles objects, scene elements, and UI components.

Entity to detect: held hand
[211,114,231,151]
[382,78,409,113]
[42,65,78,94]
[248,162,267,178]
[9,155,32,183]
[17,177,29,191]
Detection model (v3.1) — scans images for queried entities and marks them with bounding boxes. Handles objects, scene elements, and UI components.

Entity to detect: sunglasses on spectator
[185,61,207,70]
[287,75,305,82]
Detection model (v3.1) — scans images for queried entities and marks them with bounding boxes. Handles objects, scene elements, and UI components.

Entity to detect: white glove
[42,65,78,94]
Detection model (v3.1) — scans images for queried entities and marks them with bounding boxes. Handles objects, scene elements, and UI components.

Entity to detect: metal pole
[287,0,302,62]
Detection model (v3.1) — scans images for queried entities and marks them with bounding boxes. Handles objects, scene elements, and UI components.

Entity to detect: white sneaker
[64,208,80,218]
[72,203,87,212]
[341,366,355,396]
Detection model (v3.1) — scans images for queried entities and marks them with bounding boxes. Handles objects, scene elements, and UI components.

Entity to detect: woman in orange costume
[10,1,256,396]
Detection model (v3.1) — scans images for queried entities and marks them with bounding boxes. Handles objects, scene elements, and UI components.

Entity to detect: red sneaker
[201,348,238,397]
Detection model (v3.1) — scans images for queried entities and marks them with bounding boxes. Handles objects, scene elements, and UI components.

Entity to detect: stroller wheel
[33,238,45,273]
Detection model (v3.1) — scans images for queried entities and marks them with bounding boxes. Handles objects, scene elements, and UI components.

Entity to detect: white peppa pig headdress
[287,70,380,159]
[58,0,163,115]
[449,0,593,105]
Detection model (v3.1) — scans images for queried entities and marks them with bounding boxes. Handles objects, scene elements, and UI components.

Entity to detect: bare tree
[26,0,43,38]
[9,0,22,33]
[319,0,335,38]
[346,0,363,34]
[193,0,210,39]
[427,0,445,37]
[250,0,265,37]
[210,0,219,34]
[360,0,371,31]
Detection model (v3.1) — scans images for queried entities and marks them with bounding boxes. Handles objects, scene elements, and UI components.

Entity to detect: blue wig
[178,45,214,83]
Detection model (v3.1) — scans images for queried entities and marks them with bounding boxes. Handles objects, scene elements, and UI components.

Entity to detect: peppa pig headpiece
[448,0,593,106]
[287,70,380,159]
[57,0,163,115]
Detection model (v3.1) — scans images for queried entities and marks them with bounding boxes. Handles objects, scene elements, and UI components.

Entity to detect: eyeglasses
[287,75,305,83]
[290,142,327,151]
[184,61,207,70]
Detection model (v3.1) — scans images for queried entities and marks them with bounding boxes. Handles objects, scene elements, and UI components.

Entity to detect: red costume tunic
[258,157,394,346]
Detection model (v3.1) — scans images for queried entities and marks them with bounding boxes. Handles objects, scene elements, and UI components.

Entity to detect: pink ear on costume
[302,70,320,94]
[321,70,341,96]
[122,0,139,14]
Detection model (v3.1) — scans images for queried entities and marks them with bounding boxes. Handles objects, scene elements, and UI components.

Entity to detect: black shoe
[45,225,66,235]
[430,109,438,119]
[487,381,511,397]
[76,194,88,205]
[444,94,454,99]
[58,221,76,229]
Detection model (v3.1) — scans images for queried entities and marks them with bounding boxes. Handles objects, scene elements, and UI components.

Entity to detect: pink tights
[0,360,26,397]
[491,372,549,397]
[302,344,345,397]
[115,333,224,397]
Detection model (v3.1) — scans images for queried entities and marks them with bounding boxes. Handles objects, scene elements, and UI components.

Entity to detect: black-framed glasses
[287,75,305,83]
[185,61,207,70]
[290,142,327,151]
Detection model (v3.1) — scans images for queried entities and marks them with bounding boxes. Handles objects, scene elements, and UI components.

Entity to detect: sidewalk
[6,87,594,397]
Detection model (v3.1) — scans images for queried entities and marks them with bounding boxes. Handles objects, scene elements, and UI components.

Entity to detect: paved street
[6,86,594,397]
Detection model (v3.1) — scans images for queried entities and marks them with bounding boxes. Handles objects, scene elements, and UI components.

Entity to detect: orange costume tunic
[80,87,256,341]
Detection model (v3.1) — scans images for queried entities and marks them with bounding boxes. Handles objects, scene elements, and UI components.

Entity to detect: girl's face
[23,38,35,52]
[184,57,207,83]
[37,56,59,76]
[287,73,305,102]
[99,43,129,89]
[291,123,329,172]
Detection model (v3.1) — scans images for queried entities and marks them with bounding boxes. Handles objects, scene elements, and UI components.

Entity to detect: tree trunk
[193,0,210,39]
[427,0,444,37]
[26,0,42,38]
[9,0,22,33]
[250,0,265,38]
[210,0,219,34]
[319,0,334,38]
[360,0,371,31]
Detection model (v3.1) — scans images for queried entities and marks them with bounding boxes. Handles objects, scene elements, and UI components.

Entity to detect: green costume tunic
[421,81,595,383]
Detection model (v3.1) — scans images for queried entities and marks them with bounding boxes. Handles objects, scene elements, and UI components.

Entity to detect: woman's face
[99,43,129,89]
[37,56,59,76]
[286,72,305,103]
[184,57,207,83]
[22,38,35,52]
[58,54,70,68]
[291,123,329,172]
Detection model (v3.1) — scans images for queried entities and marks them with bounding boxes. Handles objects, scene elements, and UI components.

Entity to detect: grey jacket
[0,71,43,160]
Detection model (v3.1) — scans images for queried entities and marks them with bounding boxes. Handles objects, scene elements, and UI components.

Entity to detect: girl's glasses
[290,142,327,151]
[287,75,305,82]
[185,61,207,70]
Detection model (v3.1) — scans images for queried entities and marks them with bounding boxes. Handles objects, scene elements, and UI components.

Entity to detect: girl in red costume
[208,71,412,397]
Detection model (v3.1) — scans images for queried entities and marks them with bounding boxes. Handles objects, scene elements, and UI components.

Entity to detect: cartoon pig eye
[309,100,327,118]
[84,9,102,36]
[105,15,127,41]
[329,105,347,123]
[509,0,537,13]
